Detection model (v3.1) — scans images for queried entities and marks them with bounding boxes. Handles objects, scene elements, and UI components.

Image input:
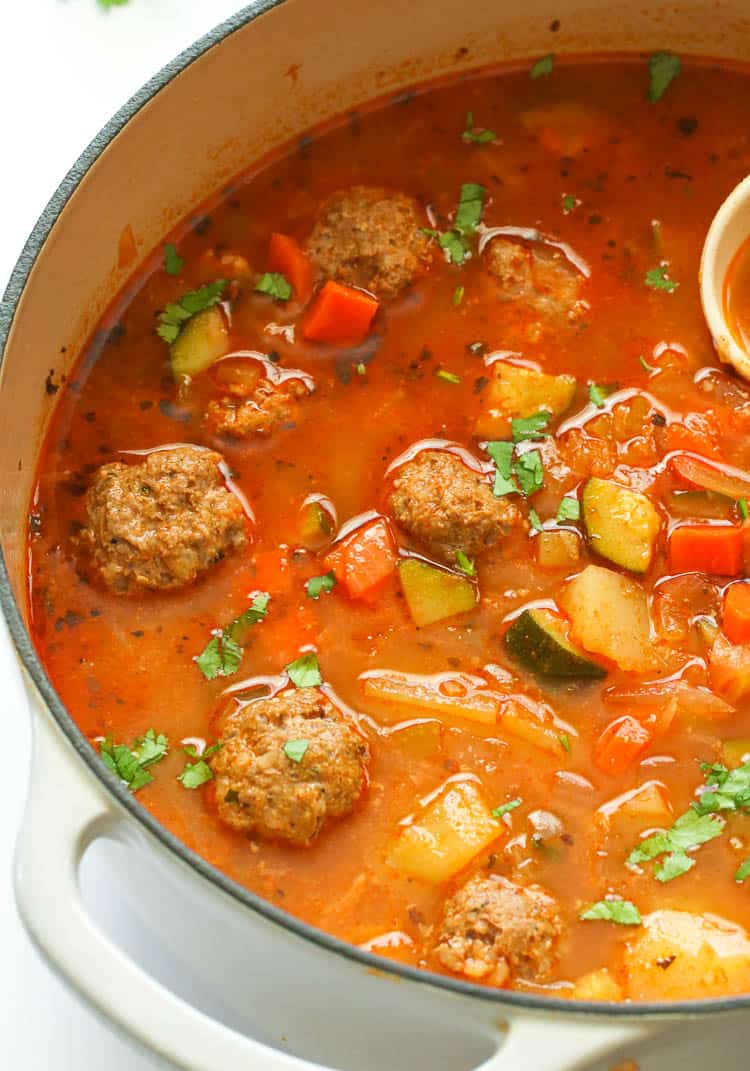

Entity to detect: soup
[28,54,750,1001]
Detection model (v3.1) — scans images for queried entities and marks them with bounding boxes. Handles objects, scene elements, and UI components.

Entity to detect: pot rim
[1,0,747,1020]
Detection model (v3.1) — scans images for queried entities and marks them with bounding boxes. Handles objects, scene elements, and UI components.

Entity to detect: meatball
[211,688,369,846]
[485,238,585,327]
[389,450,522,563]
[434,875,563,986]
[307,186,431,298]
[206,378,310,439]
[83,447,246,594]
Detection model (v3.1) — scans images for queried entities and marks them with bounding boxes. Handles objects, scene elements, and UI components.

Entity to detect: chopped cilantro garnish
[286,652,322,689]
[648,52,682,103]
[736,858,750,883]
[739,498,749,521]
[421,227,470,266]
[514,449,544,496]
[255,272,292,301]
[556,497,580,523]
[452,285,465,306]
[562,193,577,214]
[588,382,613,408]
[195,593,270,681]
[512,410,550,443]
[486,440,518,497]
[179,758,214,789]
[528,507,543,532]
[100,729,168,792]
[559,733,571,752]
[98,0,130,7]
[492,798,521,818]
[283,739,310,763]
[436,369,461,384]
[645,265,679,293]
[157,280,226,345]
[454,183,486,235]
[356,362,366,376]
[163,243,184,276]
[306,571,336,600]
[455,550,475,576]
[530,53,555,79]
[580,899,642,925]
[639,354,656,373]
[462,111,496,144]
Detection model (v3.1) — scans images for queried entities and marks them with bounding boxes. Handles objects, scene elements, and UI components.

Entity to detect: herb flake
[492,798,522,818]
[284,739,310,763]
[462,111,496,144]
[195,593,270,680]
[100,729,168,793]
[645,265,679,293]
[530,54,555,79]
[286,652,322,689]
[648,52,682,103]
[255,272,293,301]
[306,571,336,600]
[556,497,580,523]
[512,411,550,443]
[157,280,226,345]
[580,899,642,925]
[455,550,475,576]
[163,243,184,276]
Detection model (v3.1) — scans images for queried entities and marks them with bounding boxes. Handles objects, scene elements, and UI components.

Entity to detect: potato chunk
[623,910,750,1000]
[475,362,576,439]
[387,780,501,883]
[559,564,655,672]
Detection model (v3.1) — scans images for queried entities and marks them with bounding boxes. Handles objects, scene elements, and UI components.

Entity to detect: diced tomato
[665,413,721,460]
[268,232,313,302]
[669,524,744,576]
[302,280,379,344]
[593,716,653,776]
[252,549,293,596]
[323,517,397,600]
[724,582,750,644]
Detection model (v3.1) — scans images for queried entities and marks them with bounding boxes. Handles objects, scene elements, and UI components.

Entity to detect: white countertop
[0,3,242,1065]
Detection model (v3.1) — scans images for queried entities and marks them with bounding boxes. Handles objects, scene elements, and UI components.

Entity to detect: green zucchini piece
[582,477,661,573]
[170,306,228,380]
[398,558,477,627]
[505,607,607,680]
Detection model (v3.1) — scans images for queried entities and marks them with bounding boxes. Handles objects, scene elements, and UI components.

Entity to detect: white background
[0,2,243,1065]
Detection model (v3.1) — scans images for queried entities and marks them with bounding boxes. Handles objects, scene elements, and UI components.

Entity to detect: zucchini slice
[398,558,477,627]
[505,607,607,680]
[582,477,661,573]
[170,306,229,380]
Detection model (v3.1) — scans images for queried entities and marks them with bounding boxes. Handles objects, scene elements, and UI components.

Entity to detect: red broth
[27,56,750,1001]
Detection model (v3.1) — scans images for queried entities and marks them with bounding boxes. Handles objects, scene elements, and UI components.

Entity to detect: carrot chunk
[724,582,750,644]
[268,232,313,302]
[323,517,396,600]
[302,280,379,344]
[669,524,744,576]
[593,716,652,776]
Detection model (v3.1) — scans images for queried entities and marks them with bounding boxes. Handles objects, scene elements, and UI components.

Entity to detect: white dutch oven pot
[4,2,750,1068]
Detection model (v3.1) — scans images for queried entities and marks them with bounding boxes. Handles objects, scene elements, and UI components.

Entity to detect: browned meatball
[83,447,246,594]
[434,875,563,986]
[486,237,585,327]
[206,378,310,439]
[212,688,369,846]
[307,186,431,298]
[389,450,522,563]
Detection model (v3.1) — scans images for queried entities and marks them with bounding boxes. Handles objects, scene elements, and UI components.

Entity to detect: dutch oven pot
[4,2,750,1068]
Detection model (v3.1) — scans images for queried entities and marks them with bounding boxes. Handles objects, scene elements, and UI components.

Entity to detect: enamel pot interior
[4,0,750,1019]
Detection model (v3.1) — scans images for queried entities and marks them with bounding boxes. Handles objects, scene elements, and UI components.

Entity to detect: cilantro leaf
[514,449,544,496]
[462,112,496,144]
[562,193,577,214]
[157,280,226,344]
[100,729,168,793]
[512,411,550,443]
[588,382,613,408]
[580,899,642,925]
[736,858,750,883]
[255,272,292,301]
[454,183,486,235]
[645,266,679,293]
[436,369,461,384]
[655,851,695,883]
[559,733,571,752]
[163,243,184,276]
[455,550,476,576]
[639,354,656,373]
[648,52,682,103]
[286,652,322,689]
[492,798,521,818]
[195,593,270,680]
[530,54,555,79]
[486,440,518,497]
[528,508,543,532]
[627,801,726,882]
[739,498,749,521]
[284,739,310,763]
[452,285,465,306]
[178,758,214,789]
[556,496,580,523]
[421,228,469,266]
[306,571,336,600]
[98,0,130,7]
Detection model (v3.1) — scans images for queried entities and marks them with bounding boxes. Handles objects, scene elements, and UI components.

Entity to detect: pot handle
[16,705,655,1071]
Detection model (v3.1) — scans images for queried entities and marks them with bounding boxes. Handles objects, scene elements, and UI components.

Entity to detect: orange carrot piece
[324,518,397,600]
[302,280,379,345]
[268,232,313,302]
[669,524,744,576]
[724,582,750,644]
[593,716,652,776]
